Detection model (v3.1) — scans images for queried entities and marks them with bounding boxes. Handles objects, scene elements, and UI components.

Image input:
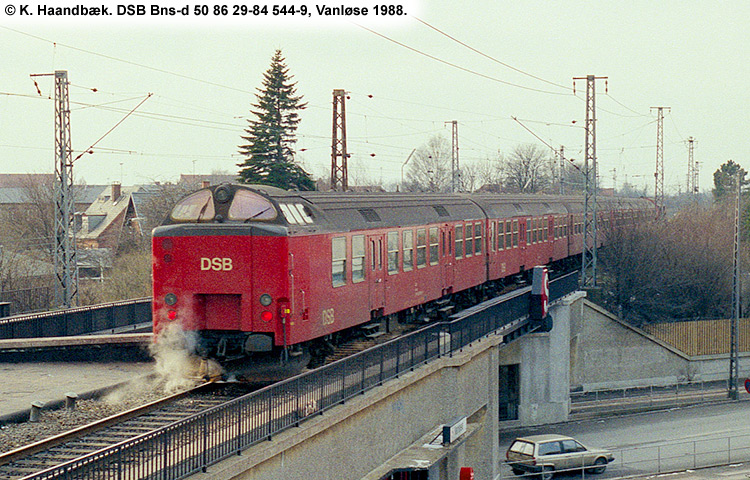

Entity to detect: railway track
[0,382,259,480]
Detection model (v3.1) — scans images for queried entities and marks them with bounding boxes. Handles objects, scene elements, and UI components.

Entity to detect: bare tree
[138,183,196,235]
[405,135,451,192]
[560,160,586,194]
[0,175,56,259]
[464,156,503,192]
[501,144,553,193]
[78,249,151,305]
[601,202,745,325]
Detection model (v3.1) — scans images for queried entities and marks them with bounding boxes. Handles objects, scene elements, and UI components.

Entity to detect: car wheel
[588,457,607,474]
[539,466,554,480]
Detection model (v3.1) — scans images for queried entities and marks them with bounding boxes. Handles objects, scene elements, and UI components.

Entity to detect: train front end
[152,184,296,378]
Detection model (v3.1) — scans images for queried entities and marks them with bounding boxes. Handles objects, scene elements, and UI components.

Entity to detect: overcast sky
[1,0,748,194]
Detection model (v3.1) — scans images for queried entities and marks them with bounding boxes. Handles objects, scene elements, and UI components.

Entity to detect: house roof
[0,173,54,188]
[77,185,140,239]
[0,185,107,206]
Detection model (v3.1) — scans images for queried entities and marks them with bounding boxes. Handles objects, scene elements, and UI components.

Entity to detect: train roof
[158,183,655,234]
[255,187,653,232]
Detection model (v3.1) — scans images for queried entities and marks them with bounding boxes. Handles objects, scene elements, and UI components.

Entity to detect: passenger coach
[152,183,651,369]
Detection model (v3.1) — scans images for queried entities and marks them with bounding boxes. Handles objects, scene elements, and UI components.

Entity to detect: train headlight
[259,294,272,306]
[261,311,273,322]
[164,293,177,306]
[214,186,232,203]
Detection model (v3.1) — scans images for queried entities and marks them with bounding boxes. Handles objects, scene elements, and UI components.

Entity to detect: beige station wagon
[506,434,614,479]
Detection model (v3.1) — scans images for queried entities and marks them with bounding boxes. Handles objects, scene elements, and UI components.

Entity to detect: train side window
[429,227,438,266]
[370,239,379,271]
[441,230,446,257]
[416,228,427,268]
[543,217,548,242]
[465,224,473,257]
[455,225,463,259]
[352,235,365,283]
[387,231,399,275]
[332,237,347,287]
[378,239,383,270]
[506,220,512,248]
[403,230,414,271]
[474,222,482,254]
[489,222,495,252]
[517,221,523,246]
[497,221,504,251]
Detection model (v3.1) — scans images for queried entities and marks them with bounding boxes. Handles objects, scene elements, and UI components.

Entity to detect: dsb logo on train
[200,257,233,271]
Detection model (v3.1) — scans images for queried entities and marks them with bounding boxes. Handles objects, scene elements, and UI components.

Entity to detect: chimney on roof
[111,182,121,200]
[201,180,210,188]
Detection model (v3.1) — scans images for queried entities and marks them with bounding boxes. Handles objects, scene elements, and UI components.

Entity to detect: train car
[152,183,652,377]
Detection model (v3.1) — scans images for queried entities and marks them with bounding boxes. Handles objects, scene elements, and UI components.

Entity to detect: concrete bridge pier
[515,291,582,426]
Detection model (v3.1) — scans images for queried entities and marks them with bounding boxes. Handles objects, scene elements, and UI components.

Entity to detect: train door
[567,214,574,257]
[440,224,454,293]
[367,234,386,312]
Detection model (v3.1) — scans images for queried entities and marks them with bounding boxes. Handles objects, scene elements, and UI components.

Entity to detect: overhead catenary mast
[51,70,78,308]
[729,171,741,399]
[330,89,348,191]
[651,106,670,215]
[446,120,459,192]
[573,74,607,288]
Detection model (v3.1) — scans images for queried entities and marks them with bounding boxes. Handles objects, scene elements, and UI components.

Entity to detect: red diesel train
[152,183,651,375]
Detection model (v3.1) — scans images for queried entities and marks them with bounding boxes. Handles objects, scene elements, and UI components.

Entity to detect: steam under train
[151,183,652,376]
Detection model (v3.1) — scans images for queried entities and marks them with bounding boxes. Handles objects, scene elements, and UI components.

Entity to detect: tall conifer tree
[238,50,314,190]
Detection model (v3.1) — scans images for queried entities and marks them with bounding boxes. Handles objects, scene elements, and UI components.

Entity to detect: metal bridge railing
[24,272,580,480]
[0,298,152,340]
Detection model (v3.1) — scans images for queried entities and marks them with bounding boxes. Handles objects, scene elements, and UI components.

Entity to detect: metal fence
[501,432,750,479]
[0,297,152,339]
[571,379,733,404]
[22,272,579,480]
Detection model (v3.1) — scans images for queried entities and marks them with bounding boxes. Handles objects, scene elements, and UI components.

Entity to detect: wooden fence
[643,319,750,356]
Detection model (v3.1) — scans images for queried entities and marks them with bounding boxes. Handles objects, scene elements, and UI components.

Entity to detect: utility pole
[574,74,607,288]
[446,120,459,192]
[611,168,617,192]
[694,161,700,194]
[651,106,670,216]
[52,70,78,308]
[729,171,741,400]
[401,148,416,190]
[686,137,695,195]
[558,146,565,195]
[330,89,348,191]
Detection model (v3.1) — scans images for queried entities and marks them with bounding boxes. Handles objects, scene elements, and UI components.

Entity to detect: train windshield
[228,190,278,221]
[170,190,215,223]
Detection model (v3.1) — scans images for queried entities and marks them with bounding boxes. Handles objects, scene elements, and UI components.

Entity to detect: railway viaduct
[196,292,586,480]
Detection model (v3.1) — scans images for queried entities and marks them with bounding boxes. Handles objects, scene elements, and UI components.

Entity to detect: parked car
[506,434,614,478]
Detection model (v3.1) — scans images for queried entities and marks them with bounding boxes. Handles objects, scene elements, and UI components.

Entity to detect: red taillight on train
[168,310,177,320]
[261,311,273,322]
